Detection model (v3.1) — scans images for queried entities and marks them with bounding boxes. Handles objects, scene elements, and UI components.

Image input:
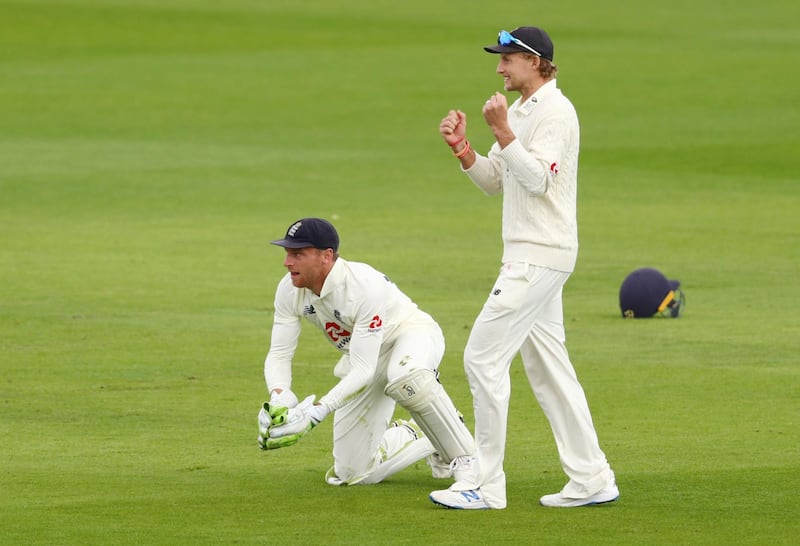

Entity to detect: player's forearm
[264,354,293,391]
[498,139,550,196]
[464,151,502,195]
[318,369,371,411]
[492,125,517,150]
[450,140,477,169]
[320,335,380,410]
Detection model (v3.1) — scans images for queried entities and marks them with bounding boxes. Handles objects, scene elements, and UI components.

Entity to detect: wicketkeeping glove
[257,389,299,450]
[262,395,330,450]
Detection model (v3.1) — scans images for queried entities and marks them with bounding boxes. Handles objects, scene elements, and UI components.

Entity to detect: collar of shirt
[514,78,558,116]
[319,257,347,298]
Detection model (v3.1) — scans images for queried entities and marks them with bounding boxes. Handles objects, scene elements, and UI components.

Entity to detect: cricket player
[430,27,619,509]
[257,218,478,496]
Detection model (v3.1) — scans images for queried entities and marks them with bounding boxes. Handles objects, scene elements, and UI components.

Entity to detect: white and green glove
[257,389,299,450]
[262,395,329,450]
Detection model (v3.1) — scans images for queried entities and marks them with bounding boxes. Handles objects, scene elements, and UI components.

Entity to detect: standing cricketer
[258,218,479,499]
[429,26,619,509]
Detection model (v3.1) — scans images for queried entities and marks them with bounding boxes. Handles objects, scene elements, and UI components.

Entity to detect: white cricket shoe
[539,482,620,507]
[429,456,487,509]
[429,487,489,510]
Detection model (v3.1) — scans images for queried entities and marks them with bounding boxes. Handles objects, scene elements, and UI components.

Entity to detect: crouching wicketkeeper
[257,218,478,497]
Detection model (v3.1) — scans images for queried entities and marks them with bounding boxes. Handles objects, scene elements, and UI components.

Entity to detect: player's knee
[463,340,485,370]
[331,457,379,486]
[384,368,441,412]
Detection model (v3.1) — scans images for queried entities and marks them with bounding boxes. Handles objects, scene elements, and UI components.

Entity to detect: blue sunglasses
[498,30,542,57]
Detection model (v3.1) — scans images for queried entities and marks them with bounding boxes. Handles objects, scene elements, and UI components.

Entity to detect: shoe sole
[583,495,619,506]
[540,494,619,508]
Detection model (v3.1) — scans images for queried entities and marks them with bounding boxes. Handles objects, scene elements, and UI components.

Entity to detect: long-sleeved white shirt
[264,258,436,411]
[464,79,580,272]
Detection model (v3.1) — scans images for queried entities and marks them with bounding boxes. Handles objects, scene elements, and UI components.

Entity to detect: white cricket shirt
[264,258,435,411]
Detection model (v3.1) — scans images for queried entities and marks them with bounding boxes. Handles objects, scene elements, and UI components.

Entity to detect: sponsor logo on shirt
[369,315,382,332]
[303,305,316,316]
[549,161,559,175]
[325,322,351,349]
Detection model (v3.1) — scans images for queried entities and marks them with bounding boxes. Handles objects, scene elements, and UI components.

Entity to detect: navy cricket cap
[484,27,554,61]
[619,267,685,318]
[271,218,339,251]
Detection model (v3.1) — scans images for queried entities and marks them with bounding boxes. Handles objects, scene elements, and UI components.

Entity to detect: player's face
[283,247,332,295]
[496,52,537,94]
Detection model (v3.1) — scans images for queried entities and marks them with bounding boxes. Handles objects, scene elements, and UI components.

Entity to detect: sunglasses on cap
[498,30,542,57]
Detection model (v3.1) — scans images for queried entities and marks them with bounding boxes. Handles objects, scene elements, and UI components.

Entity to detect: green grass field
[2,0,798,544]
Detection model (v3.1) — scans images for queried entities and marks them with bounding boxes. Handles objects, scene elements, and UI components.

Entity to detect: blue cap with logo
[619,267,685,318]
[271,218,339,251]
[484,27,555,61]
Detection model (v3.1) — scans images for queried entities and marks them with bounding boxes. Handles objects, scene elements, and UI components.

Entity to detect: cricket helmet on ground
[619,267,685,318]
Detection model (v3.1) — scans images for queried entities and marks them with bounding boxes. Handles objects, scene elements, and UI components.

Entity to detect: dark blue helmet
[619,268,685,318]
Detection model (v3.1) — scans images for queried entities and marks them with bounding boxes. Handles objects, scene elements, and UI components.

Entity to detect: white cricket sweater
[464,79,580,272]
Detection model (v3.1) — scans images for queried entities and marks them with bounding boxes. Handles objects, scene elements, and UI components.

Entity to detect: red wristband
[453,140,471,159]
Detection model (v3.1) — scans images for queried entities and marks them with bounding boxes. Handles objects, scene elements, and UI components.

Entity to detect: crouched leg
[385,368,477,486]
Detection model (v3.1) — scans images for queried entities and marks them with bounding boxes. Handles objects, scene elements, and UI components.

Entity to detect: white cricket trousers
[464,262,613,509]
[330,320,443,484]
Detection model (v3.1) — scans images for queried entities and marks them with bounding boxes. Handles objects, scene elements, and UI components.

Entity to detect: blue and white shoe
[429,487,489,510]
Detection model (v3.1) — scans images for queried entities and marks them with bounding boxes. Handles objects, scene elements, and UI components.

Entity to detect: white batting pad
[385,368,475,462]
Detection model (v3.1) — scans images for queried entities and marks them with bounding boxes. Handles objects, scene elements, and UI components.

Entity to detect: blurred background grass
[1,0,798,544]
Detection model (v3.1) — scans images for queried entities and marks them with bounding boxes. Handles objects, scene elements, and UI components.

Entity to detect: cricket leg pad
[385,368,475,463]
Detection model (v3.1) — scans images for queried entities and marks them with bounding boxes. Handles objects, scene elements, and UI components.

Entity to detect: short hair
[525,53,558,79]
[539,58,558,79]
